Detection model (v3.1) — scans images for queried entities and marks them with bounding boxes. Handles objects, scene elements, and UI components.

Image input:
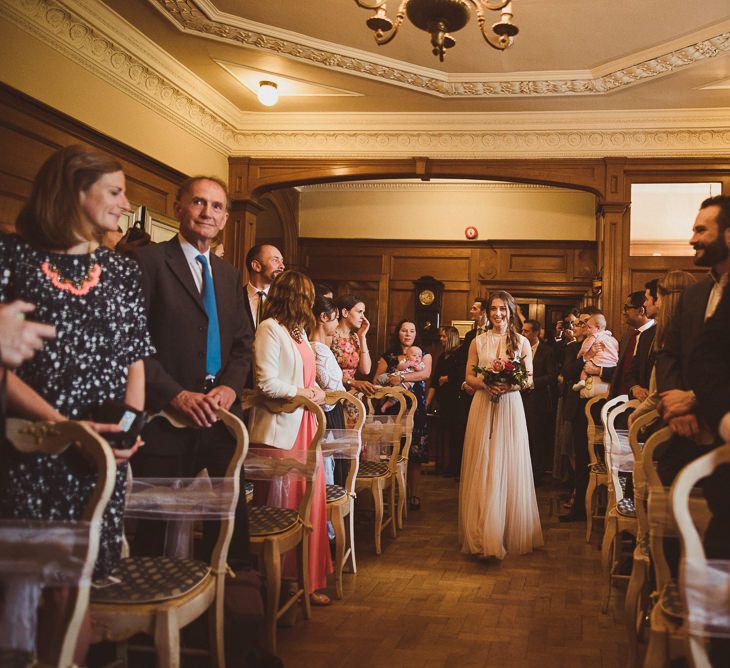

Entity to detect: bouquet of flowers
[473,356,531,404]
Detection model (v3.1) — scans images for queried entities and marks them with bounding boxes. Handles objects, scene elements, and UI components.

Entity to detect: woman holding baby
[374,320,432,511]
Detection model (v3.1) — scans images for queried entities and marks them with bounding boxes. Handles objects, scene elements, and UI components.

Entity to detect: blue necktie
[196,254,221,377]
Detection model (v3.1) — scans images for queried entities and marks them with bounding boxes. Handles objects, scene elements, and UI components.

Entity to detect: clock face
[418,289,436,306]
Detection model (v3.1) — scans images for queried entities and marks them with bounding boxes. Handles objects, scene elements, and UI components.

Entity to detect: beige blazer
[248,318,304,449]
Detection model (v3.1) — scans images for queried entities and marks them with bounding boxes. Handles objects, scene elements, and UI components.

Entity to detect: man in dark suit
[607,290,653,399]
[244,243,285,332]
[656,194,730,483]
[132,176,254,562]
[452,297,488,478]
[521,319,556,484]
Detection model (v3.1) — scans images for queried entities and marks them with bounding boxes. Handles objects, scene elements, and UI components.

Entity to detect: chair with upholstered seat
[601,396,639,612]
[357,387,406,555]
[642,426,713,668]
[394,389,417,529]
[624,409,659,666]
[241,393,325,654]
[1,418,116,668]
[585,393,610,542]
[323,391,365,599]
[671,443,730,668]
[90,408,247,668]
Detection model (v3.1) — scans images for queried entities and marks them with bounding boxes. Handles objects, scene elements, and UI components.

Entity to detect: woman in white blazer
[248,270,333,605]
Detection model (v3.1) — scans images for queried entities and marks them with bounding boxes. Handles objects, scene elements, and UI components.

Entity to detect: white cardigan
[248,318,305,450]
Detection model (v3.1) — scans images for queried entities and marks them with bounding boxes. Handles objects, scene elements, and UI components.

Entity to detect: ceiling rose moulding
[1,0,238,155]
[151,0,730,98]
[229,128,730,160]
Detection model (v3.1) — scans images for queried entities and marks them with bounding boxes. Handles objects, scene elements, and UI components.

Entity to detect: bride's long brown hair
[485,290,521,359]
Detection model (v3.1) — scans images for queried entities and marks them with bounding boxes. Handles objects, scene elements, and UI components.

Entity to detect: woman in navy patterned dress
[0,145,154,585]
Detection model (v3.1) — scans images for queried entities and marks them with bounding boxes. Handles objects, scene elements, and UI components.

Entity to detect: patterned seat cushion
[326,484,347,503]
[616,497,636,517]
[91,556,210,604]
[589,462,607,474]
[659,580,684,618]
[249,505,300,536]
[357,460,389,478]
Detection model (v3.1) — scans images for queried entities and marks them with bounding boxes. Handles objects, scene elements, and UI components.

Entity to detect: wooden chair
[671,443,730,668]
[601,396,639,612]
[90,408,247,668]
[624,409,659,666]
[585,393,610,542]
[1,418,115,668]
[395,389,417,529]
[323,391,365,599]
[357,387,406,555]
[241,392,325,655]
[642,426,712,668]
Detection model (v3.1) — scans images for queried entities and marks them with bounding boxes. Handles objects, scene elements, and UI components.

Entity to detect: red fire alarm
[465,226,478,240]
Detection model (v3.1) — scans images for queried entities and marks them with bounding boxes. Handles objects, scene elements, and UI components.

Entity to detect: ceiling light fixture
[354,0,518,62]
[257,80,279,106]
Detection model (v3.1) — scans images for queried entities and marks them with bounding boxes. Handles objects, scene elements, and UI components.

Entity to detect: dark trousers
[571,398,589,517]
[523,391,553,479]
[132,416,251,566]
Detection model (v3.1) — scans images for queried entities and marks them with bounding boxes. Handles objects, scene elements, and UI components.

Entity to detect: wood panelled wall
[0,83,185,234]
[299,238,597,360]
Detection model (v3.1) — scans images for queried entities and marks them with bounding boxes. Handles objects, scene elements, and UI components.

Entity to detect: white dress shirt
[178,234,212,292]
[247,282,269,327]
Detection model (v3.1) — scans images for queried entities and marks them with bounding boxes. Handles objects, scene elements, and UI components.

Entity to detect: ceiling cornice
[152,0,730,99]
[3,0,730,159]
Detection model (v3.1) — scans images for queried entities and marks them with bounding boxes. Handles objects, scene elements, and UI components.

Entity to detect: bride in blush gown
[458,290,544,560]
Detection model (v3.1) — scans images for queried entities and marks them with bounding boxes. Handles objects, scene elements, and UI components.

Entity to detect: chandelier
[354,0,518,62]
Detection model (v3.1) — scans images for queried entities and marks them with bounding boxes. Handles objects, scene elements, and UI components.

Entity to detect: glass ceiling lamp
[257,80,279,106]
[354,0,518,62]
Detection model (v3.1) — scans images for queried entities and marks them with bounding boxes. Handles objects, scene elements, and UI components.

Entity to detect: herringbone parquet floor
[277,476,628,667]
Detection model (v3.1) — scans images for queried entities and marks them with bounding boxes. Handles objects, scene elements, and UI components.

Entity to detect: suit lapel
[211,255,231,344]
[164,239,206,315]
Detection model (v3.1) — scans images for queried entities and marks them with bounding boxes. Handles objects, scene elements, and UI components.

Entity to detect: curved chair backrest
[3,418,115,666]
[606,399,640,503]
[323,390,366,494]
[585,394,609,468]
[600,395,628,502]
[670,443,730,668]
[398,389,417,462]
[242,391,326,521]
[629,409,660,538]
[144,408,248,573]
[363,387,407,469]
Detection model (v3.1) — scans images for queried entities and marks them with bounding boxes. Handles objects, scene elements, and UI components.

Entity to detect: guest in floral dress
[0,145,154,663]
[331,294,377,397]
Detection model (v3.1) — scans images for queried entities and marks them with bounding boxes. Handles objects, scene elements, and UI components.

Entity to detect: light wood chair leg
[397,465,407,529]
[209,574,226,668]
[389,481,397,539]
[300,532,311,621]
[331,505,346,600]
[154,609,180,668]
[601,516,616,570]
[625,557,647,668]
[262,539,281,655]
[644,616,668,668]
[585,475,596,542]
[346,500,357,574]
[373,483,384,555]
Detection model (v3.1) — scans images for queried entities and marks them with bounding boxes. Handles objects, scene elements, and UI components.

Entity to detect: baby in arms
[572,314,619,395]
[376,345,425,410]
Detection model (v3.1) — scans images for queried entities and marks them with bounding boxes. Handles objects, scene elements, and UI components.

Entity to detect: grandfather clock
[413,275,445,343]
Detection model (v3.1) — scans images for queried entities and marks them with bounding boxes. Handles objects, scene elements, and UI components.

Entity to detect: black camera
[87,400,147,450]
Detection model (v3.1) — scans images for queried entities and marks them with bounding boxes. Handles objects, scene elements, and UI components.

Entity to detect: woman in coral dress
[249,270,333,604]
[459,290,543,560]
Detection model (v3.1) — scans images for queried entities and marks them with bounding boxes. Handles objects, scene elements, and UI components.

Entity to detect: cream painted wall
[0,20,228,179]
[299,186,597,240]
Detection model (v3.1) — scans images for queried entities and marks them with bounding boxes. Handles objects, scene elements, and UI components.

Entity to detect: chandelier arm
[481,0,512,10]
[471,0,514,51]
[373,0,408,46]
[354,0,388,10]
